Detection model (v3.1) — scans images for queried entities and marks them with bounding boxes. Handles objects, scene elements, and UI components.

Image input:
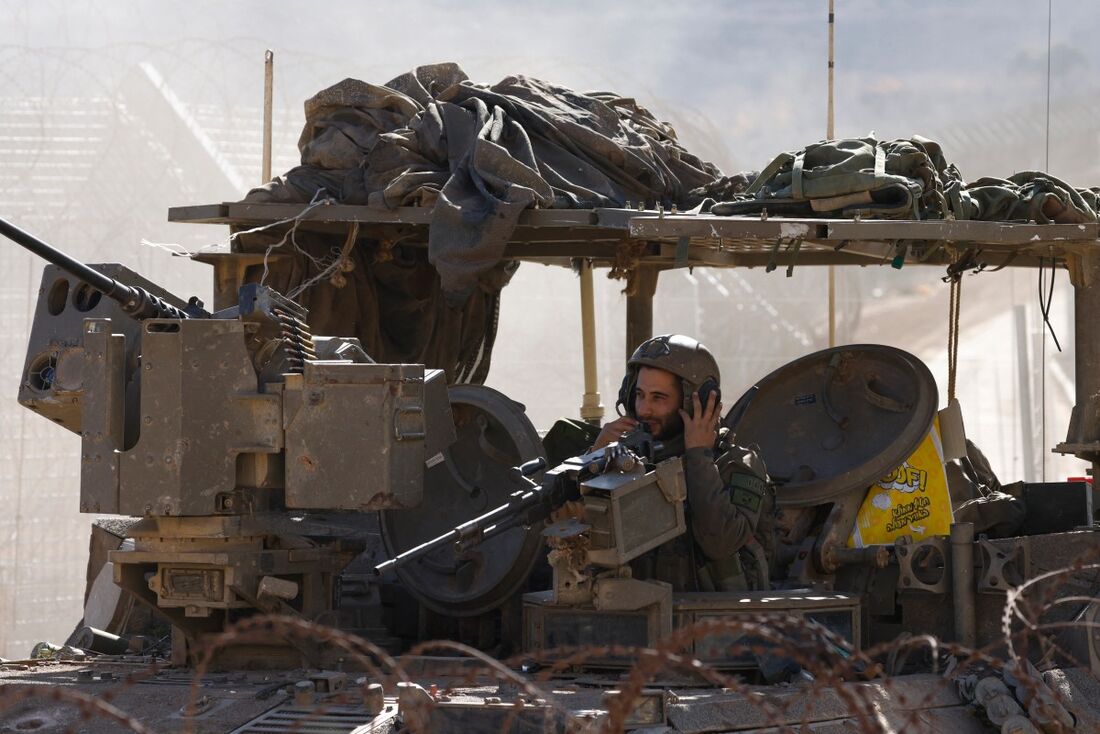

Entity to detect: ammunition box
[523,590,861,670]
[582,459,686,568]
[283,361,426,511]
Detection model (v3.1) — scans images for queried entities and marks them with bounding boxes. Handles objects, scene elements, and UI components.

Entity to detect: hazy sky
[3,0,1096,177]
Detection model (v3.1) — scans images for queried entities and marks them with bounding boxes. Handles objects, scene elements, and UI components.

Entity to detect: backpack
[711,135,963,220]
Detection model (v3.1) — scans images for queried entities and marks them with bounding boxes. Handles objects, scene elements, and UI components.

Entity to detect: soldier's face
[634,366,684,439]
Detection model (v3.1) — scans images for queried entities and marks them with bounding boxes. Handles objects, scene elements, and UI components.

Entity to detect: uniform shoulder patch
[721,463,767,515]
[730,486,763,514]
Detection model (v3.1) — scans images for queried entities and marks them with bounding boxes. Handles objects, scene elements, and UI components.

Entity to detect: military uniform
[631,429,774,592]
[616,335,775,592]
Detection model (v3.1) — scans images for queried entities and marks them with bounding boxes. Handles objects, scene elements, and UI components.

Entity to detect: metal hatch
[729,345,938,507]
[379,384,547,616]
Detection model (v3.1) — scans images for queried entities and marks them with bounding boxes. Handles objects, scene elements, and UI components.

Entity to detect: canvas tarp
[245,75,1100,383]
[247,62,720,301]
[243,63,723,381]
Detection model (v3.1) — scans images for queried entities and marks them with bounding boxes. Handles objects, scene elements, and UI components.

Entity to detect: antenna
[1044,0,1052,172]
[1041,0,1053,481]
[827,0,837,348]
[827,0,835,140]
[263,50,274,184]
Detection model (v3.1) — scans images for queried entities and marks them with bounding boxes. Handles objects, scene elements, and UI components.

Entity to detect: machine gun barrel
[376,432,658,577]
[375,457,555,576]
[0,216,205,320]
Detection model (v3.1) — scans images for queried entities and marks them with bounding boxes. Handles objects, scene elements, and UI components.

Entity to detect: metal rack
[169,202,1099,271]
[170,201,1100,472]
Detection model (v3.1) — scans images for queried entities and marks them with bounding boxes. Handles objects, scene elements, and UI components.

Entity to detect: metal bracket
[977,536,1029,593]
[674,235,690,268]
[895,536,950,594]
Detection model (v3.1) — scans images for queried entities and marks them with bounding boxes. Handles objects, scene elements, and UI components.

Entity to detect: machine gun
[378,428,688,644]
[375,428,662,576]
[4,217,456,645]
[0,217,208,320]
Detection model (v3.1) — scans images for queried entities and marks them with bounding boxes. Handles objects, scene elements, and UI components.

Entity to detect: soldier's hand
[682,391,722,450]
[593,415,639,449]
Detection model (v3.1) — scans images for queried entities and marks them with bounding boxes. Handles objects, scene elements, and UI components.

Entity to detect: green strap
[785,238,803,277]
[948,185,968,220]
[765,237,783,273]
[745,152,794,196]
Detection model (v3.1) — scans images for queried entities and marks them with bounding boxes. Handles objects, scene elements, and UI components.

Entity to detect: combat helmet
[616,334,720,416]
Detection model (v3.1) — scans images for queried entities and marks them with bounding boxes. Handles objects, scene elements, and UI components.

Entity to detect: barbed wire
[4,538,1100,734]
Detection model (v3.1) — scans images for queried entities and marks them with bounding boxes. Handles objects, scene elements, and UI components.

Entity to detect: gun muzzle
[0,216,203,320]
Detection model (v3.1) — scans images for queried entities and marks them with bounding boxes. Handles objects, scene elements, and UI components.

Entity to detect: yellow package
[848,417,953,548]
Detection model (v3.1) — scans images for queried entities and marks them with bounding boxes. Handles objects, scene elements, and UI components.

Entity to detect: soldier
[595,334,774,591]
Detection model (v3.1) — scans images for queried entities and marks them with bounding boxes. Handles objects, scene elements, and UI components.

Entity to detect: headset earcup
[682,378,693,415]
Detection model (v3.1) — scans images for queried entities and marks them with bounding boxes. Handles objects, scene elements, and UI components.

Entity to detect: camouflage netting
[244,62,724,381]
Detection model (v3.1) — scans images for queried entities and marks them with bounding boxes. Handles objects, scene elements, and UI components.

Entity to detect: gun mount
[377,431,693,661]
[6,220,460,646]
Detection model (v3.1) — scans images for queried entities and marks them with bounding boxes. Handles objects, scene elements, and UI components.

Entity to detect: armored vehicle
[4,197,1100,732]
[5,66,1100,733]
